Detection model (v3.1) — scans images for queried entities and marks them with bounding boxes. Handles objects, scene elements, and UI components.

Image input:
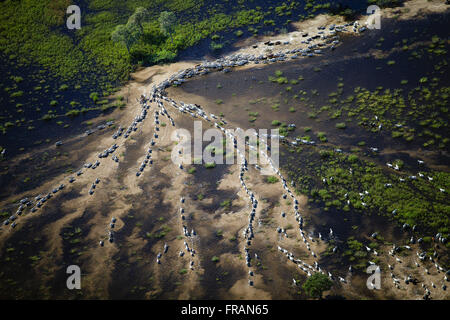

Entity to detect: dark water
[178,0,373,61]
[0,55,117,158]
[167,13,450,279]
[169,14,450,167]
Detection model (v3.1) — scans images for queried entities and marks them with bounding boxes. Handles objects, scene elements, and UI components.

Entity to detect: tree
[111,7,147,53]
[302,273,333,299]
[111,22,142,53]
[111,25,134,53]
[126,19,143,45]
[128,7,148,32]
[159,11,177,43]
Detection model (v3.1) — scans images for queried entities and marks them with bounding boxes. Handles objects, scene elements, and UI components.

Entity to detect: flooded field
[170,15,450,165]
[0,3,449,300]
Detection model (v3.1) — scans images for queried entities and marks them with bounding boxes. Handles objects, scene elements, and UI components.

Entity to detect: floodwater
[169,13,450,168]
[0,55,115,158]
[166,12,450,293]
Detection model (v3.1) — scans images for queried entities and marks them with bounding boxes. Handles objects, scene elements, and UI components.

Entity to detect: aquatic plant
[265,176,279,184]
[204,162,216,169]
[271,120,281,126]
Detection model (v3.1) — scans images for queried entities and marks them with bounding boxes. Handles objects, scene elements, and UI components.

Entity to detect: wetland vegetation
[169,10,450,256]
[0,0,384,155]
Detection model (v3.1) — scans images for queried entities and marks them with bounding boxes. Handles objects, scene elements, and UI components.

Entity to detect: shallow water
[169,14,450,167]
[0,55,114,158]
[166,13,450,291]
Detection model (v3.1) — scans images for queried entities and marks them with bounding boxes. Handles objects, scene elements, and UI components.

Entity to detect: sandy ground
[0,0,448,300]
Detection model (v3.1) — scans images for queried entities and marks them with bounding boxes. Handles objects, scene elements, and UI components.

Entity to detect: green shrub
[89,92,99,103]
[266,176,278,183]
[210,42,223,51]
[271,120,281,126]
[65,110,80,117]
[317,132,327,142]
[188,167,196,174]
[220,200,231,207]
[10,91,24,98]
[204,162,216,168]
